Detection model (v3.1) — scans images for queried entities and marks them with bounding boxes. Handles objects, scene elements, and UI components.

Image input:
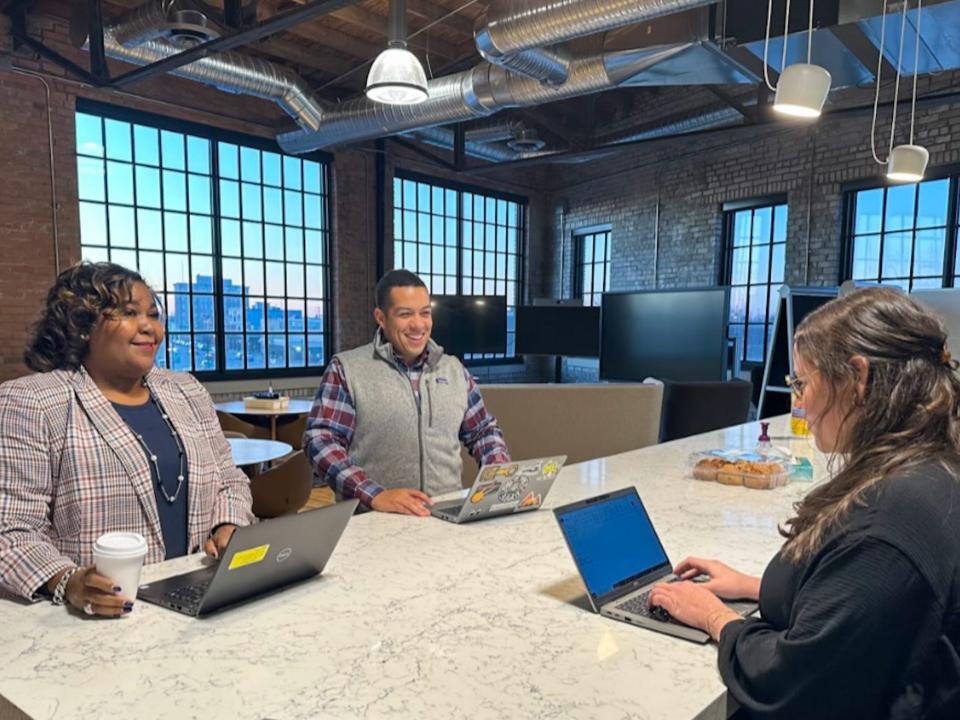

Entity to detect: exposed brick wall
[542,73,960,305]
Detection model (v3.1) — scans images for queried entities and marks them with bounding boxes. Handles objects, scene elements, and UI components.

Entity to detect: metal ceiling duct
[110,0,218,48]
[473,0,717,84]
[277,43,694,154]
[411,125,532,162]
[90,27,325,132]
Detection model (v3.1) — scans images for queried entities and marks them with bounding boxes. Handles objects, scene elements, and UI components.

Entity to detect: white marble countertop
[0,417,824,720]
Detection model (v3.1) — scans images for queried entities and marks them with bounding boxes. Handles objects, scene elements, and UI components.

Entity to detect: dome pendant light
[764,0,832,119]
[366,0,428,105]
[870,0,929,183]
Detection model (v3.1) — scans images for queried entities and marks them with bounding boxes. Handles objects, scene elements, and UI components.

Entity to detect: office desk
[0,417,821,720]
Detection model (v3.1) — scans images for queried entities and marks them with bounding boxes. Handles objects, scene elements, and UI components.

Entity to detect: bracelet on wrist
[51,567,78,606]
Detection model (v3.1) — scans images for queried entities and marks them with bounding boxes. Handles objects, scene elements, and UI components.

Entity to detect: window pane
[852,235,880,279]
[106,161,134,205]
[916,179,949,229]
[108,206,135,247]
[218,143,238,179]
[76,113,103,157]
[263,152,281,186]
[884,184,916,232]
[79,202,107,245]
[104,119,131,161]
[913,229,945,277]
[135,166,161,208]
[134,125,159,166]
[190,215,212,254]
[246,334,265,369]
[163,170,187,211]
[164,212,188,252]
[186,136,210,174]
[194,334,216,371]
[161,131,185,170]
[267,298,285,332]
[226,334,244,370]
[855,188,883,235]
[188,174,211,214]
[881,231,912,278]
[138,209,162,249]
[78,158,106,201]
[240,147,260,182]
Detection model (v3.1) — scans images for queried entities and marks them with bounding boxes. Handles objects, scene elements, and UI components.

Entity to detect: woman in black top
[649,287,960,719]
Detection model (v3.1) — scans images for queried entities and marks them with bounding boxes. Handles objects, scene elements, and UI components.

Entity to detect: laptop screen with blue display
[556,489,670,598]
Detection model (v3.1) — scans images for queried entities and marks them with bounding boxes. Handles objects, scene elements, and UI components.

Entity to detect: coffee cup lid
[94,532,147,558]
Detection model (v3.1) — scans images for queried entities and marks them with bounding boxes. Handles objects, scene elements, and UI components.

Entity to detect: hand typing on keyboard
[647,576,738,641]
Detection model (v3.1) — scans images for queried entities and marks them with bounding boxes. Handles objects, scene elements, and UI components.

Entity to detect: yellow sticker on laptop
[228,544,270,570]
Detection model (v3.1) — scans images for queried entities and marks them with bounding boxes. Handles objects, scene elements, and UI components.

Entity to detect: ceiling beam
[108,0,363,87]
[704,85,755,122]
[828,23,896,83]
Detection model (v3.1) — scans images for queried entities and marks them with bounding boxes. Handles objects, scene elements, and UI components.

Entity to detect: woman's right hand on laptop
[674,557,761,601]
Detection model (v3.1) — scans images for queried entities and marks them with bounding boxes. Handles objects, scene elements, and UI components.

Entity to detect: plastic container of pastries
[689,451,790,489]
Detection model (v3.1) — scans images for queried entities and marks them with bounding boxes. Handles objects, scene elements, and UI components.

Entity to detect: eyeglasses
[784,371,816,399]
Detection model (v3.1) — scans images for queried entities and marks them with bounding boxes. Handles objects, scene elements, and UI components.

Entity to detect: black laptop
[138,499,357,617]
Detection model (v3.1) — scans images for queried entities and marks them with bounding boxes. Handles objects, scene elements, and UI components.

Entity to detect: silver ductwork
[93,27,325,132]
[110,0,218,49]
[277,43,693,154]
[411,126,531,163]
[473,0,717,84]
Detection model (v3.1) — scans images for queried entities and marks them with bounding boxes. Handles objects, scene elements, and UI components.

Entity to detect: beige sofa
[461,383,664,486]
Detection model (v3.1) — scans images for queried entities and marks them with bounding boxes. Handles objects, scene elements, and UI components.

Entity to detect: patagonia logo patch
[436,377,449,385]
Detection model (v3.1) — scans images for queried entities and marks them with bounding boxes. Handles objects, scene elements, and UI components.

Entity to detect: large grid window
[574,228,611,307]
[393,173,525,359]
[723,201,788,364]
[75,104,331,376]
[845,177,959,290]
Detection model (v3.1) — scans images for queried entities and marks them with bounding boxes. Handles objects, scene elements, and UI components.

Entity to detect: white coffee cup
[93,532,148,602]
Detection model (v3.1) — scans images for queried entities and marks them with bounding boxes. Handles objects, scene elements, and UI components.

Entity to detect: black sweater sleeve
[716,536,936,720]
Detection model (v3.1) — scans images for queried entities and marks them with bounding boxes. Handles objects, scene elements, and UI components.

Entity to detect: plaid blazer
[0,366,254,600]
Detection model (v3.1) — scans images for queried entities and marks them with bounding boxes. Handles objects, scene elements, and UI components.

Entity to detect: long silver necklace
[127,384,186,504]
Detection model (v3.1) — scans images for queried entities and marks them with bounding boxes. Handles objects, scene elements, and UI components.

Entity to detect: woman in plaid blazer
[0,263,253,616]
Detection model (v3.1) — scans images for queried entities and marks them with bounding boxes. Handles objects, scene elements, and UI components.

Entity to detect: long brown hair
[24,262,149,373]
[781,287,960,562]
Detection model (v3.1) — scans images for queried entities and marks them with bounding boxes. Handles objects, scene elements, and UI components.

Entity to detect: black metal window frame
[572,225,611,307]
[392,170,527,363]
[75,98,333,381]
[839,167,960,291]
[720,195,789,366]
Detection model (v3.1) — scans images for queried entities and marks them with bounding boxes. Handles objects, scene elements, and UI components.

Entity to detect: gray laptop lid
[445,456,566,522]
[140,499,357,616]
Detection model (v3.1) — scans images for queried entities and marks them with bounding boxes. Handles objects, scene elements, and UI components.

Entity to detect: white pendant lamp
[365,0,428,105]
[870,0,929,183]
[764,0,832,119]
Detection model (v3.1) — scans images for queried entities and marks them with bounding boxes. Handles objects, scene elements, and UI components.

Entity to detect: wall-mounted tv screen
[599,288,730,382]
[516,306,601,357]
[429,295,506,358]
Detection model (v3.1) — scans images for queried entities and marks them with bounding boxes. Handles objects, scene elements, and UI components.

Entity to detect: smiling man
[303,270,511,516]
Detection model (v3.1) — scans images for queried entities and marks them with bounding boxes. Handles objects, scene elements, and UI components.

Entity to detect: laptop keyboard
[164,581,210,612]
[613,574,709,623]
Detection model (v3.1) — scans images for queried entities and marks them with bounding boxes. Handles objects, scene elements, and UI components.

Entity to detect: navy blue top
[113,399,189,559]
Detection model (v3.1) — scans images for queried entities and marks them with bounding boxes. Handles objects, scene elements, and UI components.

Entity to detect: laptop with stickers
[138,499,357,617]
[431,456,566,523]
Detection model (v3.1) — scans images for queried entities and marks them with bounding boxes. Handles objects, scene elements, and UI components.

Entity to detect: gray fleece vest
[335,333,468,498]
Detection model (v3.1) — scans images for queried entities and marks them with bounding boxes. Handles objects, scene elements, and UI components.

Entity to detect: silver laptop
[554,487,757,643]
[431,456,566,523]
[138,499,358,617]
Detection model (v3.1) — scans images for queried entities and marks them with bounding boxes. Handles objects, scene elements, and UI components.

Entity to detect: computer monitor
[516,306,601,357]
[599,288,731,382]
[429,295,506,358]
